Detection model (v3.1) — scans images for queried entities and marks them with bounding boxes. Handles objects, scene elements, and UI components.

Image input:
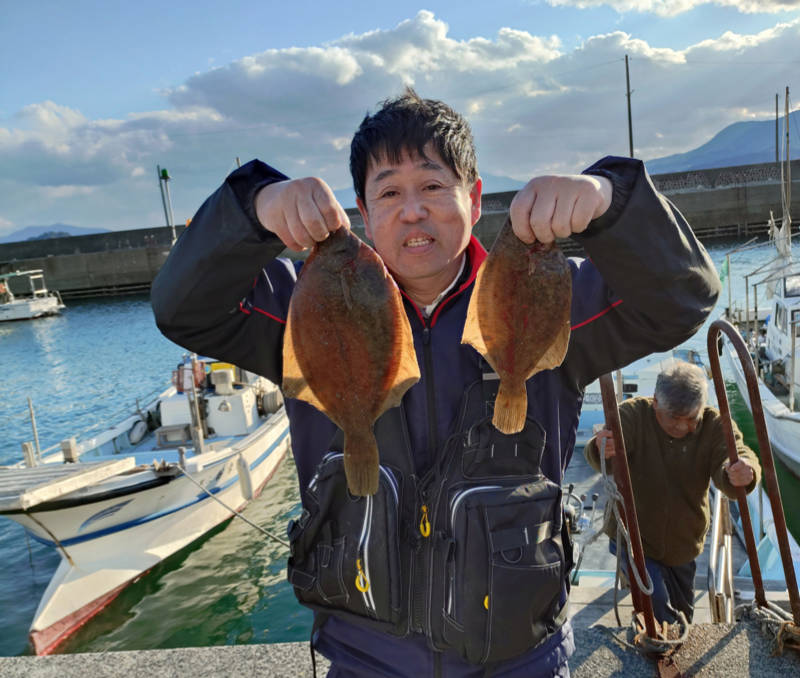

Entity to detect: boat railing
[707,319,800,630]
[707,486,735,623]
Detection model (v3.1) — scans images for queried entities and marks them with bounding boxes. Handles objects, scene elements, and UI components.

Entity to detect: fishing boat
[0,357,291,655]
[0,269,65,322]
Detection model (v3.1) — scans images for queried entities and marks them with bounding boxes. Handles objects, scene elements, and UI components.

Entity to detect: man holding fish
[152,89,720,677]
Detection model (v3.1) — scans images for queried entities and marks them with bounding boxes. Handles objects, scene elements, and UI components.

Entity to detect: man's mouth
[405,236,433,249]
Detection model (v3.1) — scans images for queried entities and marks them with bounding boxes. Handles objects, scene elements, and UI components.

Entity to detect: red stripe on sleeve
[571,299,623,331]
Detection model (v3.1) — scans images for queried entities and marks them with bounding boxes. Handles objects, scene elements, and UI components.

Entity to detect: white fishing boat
[717,252,800,477]
[0,357,291,655]
[574,347,714,449]
[0,269,65,322]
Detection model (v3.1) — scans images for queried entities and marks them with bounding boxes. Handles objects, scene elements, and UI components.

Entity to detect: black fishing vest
[286,368,573,666]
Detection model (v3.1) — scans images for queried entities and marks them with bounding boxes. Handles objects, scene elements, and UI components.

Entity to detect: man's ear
[469,177,483,228]
[357,197,372,240]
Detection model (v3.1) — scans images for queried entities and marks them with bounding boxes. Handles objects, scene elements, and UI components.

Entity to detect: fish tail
[344,428,380,496]
[493,380,527,434]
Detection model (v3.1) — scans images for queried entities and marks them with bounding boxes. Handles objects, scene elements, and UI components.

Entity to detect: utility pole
[625,54,634,158]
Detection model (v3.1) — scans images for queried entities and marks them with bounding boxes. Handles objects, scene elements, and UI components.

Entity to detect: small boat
[0,269,65,322]
[574,347,714,450]
[0,357,291,655]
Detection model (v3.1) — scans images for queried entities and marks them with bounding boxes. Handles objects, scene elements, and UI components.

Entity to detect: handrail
[707,486,735,623]
[707,318,800,625]
[599,373,658,639]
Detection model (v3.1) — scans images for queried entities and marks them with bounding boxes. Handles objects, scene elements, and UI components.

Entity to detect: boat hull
[0,296,63,322]
[6,410,291,655]
[720,333,800,479]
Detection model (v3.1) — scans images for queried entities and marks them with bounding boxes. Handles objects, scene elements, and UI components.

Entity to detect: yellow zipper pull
[484,595,489,610]
[355,558,370,592]
[419,504,431,538]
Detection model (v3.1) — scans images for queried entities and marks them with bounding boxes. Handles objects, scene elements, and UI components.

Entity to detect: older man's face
[653,397,702,439]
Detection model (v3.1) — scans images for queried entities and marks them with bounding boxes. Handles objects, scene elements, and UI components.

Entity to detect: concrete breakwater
[1,161,798,299]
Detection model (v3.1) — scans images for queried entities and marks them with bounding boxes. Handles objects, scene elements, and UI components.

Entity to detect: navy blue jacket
[151,156,720,677]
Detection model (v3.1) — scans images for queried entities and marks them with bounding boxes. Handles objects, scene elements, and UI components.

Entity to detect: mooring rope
[736,600,800,655]
[599,437,654,596]
[177,465,289,549]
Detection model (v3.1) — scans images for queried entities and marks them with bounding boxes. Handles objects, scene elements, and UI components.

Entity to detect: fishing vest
[286,368,573,666]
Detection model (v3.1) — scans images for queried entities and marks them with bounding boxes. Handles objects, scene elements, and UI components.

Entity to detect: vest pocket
[287,453,403,628]
[435,478,564,664]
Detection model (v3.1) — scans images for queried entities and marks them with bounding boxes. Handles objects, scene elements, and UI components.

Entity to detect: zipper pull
[422,326,431,346]
[419,504,431,538]
[355,559,370,592]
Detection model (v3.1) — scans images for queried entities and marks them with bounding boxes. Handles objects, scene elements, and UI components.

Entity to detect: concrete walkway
[1,611,798,677]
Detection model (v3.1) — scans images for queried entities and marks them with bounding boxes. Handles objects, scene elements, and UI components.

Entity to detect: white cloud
[546,1,800,17]
[1,10,799,230]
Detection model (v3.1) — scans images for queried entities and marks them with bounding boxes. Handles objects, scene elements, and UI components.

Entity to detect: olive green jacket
[583,396,761,566]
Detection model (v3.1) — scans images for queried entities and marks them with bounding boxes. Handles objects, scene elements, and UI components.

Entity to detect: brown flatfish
[462,218,572,434]
[282,227,420,496]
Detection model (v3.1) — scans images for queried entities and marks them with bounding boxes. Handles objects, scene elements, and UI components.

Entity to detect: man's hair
[349,87,478,202]
[654,360,708,416]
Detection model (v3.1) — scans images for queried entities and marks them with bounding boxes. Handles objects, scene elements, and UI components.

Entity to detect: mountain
[645,110,800,175]
[0,224,111,244]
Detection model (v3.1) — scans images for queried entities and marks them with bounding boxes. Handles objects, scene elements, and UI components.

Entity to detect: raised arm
[562,157,720,388]
[151,160,346,382]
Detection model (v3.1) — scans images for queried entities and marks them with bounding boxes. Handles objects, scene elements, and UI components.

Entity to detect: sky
[2,0,800,235]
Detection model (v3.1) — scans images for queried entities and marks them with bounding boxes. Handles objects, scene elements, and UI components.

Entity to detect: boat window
[775,305,786,333]
[785,274,800,298]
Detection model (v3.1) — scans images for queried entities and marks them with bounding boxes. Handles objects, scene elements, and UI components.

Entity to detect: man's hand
[255,177,350,251]
[594,427,616,459]
[510,174,613,244]
[725,459,755,487]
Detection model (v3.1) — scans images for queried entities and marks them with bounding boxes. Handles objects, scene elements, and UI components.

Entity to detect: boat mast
[785,86,791,219]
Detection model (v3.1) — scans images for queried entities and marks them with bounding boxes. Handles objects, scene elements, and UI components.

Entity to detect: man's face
[653,397,702,439]
[356,145,481,304]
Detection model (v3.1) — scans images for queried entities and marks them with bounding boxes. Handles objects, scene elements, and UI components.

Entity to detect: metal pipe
[27,396,41,460]
[707,319,800,624]
[599,373,658,638]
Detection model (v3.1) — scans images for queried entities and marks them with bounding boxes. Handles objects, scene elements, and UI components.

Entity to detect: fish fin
[281,307,327,412]
[533,320,571,373]
[344,427,380,496]
[380,301,421,413]
[461,266,489,355]
[492,379,527,434]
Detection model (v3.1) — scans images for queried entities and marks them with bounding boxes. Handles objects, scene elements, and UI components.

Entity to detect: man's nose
[399,195,428,222]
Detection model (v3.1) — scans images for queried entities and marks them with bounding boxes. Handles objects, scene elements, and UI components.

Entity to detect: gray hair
[654,360,708,416]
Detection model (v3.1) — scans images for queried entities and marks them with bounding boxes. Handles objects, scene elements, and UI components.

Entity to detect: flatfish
[462,218,572,434]
[282,227,420,496]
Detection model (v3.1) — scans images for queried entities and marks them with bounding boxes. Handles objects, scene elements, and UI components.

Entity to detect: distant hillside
[645,110,800,175]
[0,224,111,244]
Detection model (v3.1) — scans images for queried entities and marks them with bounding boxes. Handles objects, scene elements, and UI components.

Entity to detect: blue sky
[1,1,799,234]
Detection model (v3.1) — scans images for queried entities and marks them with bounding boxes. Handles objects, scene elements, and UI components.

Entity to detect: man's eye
[379,190,398,199]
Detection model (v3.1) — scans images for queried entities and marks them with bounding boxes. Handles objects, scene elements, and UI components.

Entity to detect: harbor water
[1,239,798,656]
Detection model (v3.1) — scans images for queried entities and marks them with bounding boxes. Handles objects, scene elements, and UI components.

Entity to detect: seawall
[1,160,798,298]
